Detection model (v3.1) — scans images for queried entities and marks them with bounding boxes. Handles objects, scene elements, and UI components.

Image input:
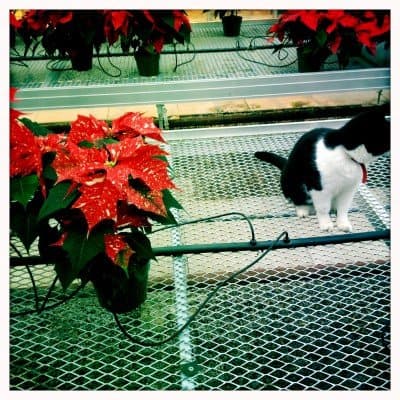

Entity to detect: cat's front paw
[337,218,353,232]
[318,217,334,232]
[296,205,311,218]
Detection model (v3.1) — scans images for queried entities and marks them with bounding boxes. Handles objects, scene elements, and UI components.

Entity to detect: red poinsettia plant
[104,10,191,54]
[269,10,390,67]
[10,9,191,57]
[10,10,106,57]
[10,88,181,304]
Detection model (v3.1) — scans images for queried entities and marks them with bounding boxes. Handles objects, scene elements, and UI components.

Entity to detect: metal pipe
[9,229,390,267]
[10,44,284,63]
[152,229,390,256]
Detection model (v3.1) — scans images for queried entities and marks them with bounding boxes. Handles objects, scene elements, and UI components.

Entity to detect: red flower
[268,10,390,60]
[48,114,175,231]
[10,119,42,177]
[111,112,165,142]
[10,87,41,178]
[104,234,134,267]
[104,10,132,45]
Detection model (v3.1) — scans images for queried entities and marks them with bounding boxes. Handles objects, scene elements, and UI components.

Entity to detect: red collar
[351,157,367,183]
[360,163,367,183]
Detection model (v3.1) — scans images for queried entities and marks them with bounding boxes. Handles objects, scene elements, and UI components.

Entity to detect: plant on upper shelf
[10,10,191,73]
[10,88,182,313]
[268,10,390,70]
[205,10,243,37]
[10,10,107,71]
[103,10,191,75]
[104,10,191,53]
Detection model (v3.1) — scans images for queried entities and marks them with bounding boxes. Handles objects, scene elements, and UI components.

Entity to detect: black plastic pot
[296,46,331,73]
[88,255,150,313]
[68,42,94,71]
[222,15,242,37]
[134,50,160,76]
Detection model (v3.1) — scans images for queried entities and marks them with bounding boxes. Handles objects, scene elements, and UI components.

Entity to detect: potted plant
[10,88,182,313]
[104,10,191,76]
[10,10,106,71]
[212,10,243,37]
[268,10,390,72]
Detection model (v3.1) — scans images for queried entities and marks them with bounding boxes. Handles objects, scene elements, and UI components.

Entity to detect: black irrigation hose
[113,231,290,347]
[234,34,297,69]
[10,212,256,316]
[96,45,122,78]
[10,280,86,318]
[149,211,257,244]
[173,42,196,72]
[10,242,40,313]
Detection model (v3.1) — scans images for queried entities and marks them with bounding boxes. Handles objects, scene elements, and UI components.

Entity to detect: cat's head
[341,108,390,164]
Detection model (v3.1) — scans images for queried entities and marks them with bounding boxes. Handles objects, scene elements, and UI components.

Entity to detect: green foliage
[10,174,39,209]
[19,117,50,136]
[57,225,110,290]
[38,181,78,221]
[10,201,40,252]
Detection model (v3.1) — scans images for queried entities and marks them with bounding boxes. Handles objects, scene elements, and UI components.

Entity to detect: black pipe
[9,229,390,267]
[10,44,288,63]
[152,229,390,256]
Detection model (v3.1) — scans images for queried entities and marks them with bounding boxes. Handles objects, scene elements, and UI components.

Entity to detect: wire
[172,42,196,72]
[10,242,40,313]
[11,211,256,317]
[149,211,257,244]
[113,230,289,347]
[234,34,297,69]
[10,280,86,318]
[96,46,122,78]
[10,240,86,318]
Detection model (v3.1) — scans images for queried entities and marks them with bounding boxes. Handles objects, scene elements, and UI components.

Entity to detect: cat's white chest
[315,140,362,191]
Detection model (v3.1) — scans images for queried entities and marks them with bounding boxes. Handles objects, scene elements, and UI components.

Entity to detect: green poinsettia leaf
[11,174,39,209]
[10,202,39,252]
[96,137,119,146]
[38,181,78,221]
[124,229,155,264]
[42,164,57,181]
[149,189,183,225]
[57,227,108,290]
[78,140,95,148]
[315,28,328,48]
[19,117,50,137]
[163,189,183,210]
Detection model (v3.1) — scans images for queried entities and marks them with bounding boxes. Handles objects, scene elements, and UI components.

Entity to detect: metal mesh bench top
[10,120,390,390]
[10,20,389,111]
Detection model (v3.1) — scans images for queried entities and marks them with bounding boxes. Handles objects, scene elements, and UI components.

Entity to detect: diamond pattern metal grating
[11,19,354,89]
[10,125,390,390]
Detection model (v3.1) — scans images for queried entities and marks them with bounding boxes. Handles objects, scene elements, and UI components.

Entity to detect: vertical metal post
[156,103,169,130]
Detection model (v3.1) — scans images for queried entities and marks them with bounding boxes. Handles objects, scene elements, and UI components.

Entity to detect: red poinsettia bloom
[49,114,175,231]
[103,10,132,45]
[10,119,42,178]
[269,9,390,58]
[104,233,134,267]
[10,89,179,280]
[172,10,192,33]
[111,112,165,142]
[10,88,42,178]
[356,14,390,54]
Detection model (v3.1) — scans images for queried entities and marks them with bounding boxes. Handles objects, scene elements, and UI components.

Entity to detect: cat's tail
[254,151,287,170]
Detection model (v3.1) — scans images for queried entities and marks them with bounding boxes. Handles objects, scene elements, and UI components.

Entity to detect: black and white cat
[255,110,390,232]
